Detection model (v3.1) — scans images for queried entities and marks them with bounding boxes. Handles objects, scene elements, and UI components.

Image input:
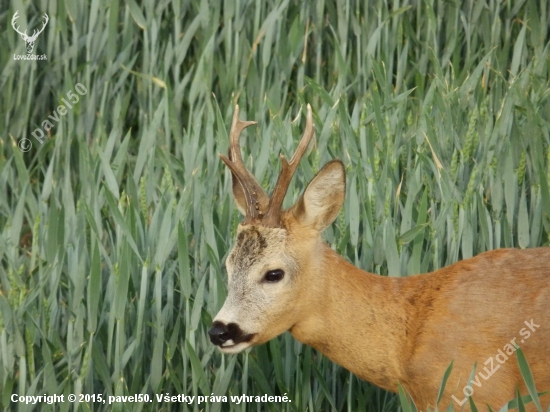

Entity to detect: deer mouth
[219,333,256,353]
[208,320,256,353]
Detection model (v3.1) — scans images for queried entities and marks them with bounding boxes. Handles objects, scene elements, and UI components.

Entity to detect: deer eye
[264,269,285,283]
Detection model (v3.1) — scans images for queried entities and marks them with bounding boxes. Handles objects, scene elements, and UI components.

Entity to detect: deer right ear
[291,160,345,231]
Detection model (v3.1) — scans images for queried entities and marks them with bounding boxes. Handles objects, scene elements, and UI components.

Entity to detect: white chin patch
[218,341,252,354]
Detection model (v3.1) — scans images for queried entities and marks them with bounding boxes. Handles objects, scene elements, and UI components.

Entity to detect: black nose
[208,321,231,345]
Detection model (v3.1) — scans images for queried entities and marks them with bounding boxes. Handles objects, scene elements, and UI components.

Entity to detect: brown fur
[286,227,550,411]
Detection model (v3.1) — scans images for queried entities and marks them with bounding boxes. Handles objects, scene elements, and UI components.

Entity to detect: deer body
[290,244,550,410]
[209,105,550,411]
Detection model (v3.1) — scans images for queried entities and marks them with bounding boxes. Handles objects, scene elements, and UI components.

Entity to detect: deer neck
[289,245,408,392]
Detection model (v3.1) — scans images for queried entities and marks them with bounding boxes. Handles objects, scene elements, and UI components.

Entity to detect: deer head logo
[12,11,49,55]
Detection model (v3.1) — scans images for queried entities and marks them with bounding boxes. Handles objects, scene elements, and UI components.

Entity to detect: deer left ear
[291,160,345,231]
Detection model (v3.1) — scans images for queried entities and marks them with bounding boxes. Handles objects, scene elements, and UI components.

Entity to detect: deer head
[209,105,345,353]
[12,11,49,54]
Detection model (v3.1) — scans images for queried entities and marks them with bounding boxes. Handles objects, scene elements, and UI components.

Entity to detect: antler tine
[263,104,314,227]
[219,105,269,223]
[228,105,257,164]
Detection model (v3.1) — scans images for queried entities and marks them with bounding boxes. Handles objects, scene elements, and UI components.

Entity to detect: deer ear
[291,160,345,231]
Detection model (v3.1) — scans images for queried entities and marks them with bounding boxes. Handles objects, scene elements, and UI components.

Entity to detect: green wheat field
[1,0,549,411]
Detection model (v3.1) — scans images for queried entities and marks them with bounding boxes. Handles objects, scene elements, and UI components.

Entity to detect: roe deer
[208,105,550,411]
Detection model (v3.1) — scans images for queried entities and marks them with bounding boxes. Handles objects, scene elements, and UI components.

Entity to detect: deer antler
[11,11,28,39]
[219,105,270,224]
[12,11,48,41]
[262,104,314,227]
[220,104,314,228]
[29,13,49,41]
